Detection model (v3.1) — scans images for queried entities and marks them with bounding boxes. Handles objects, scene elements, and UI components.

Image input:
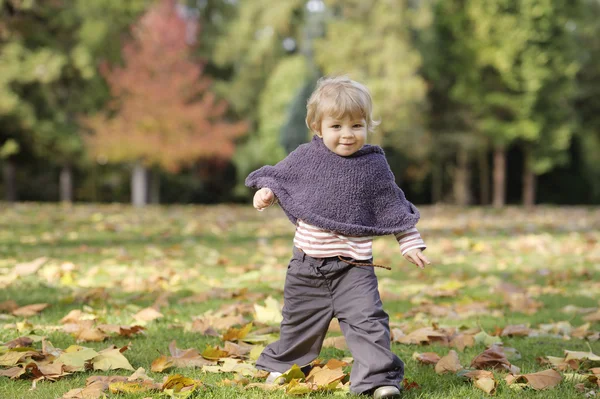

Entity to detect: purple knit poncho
[245,135,420,237]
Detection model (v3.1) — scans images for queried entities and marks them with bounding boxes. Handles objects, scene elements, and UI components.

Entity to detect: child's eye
[353,124,363,128]
[331,125,341,129]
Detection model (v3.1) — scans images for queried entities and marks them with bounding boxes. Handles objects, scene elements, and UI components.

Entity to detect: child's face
[319,115,367,156]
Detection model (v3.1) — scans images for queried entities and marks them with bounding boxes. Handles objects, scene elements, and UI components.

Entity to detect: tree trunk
[60,164,73,203]
[2,160,17,202]
[452,147,471,205]
[131,161,148,207]
[148,167,160,204]
[478,148,490,205]
[522,150,536,209]
[431,156,443,204]
[492,147,506,208]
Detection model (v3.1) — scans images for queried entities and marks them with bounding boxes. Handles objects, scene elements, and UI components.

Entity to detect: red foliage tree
[84,0,247,172]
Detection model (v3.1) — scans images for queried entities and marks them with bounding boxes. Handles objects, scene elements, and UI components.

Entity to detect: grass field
[0,203,599,399]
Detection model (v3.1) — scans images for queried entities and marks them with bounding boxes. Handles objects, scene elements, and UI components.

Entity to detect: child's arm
[395,228,430,269]
[253,187,277,211]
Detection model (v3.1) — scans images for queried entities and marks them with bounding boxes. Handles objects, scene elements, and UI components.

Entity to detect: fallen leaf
[223,341,252,357]
[412,352,441,365]
[0,366,26,379]
[474,330,502,347]
[501,324,531,337]
[253,297,283,324]
[92,348,134,371]
[12,303,49,317]
[150,355,174,373]
[305,365,345,387]
[564,349,600,362]
[471,345,512,371]
[201,345,229,360]
[133,307,163,323]
[435,350,462,374]
[161,374,200,392]
[74,328,107,343]
[506,369,562,390]
[222,322,253,342]
[57,347,99,372]
[14,257,47,276]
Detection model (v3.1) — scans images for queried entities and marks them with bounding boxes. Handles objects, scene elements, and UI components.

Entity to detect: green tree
[574,0,600,202]
[0,0,149,202]
[429,0,580,207]
[314,0,430,153]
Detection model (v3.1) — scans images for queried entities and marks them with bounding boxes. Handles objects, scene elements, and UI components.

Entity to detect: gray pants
[256,247,404,394]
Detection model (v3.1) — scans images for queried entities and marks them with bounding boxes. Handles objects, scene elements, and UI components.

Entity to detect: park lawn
[0,203,598,399]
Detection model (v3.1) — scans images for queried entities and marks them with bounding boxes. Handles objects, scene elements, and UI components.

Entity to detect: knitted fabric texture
[245,135,420,237]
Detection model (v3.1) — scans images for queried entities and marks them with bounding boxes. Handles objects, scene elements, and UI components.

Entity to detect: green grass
[0,203,599,398]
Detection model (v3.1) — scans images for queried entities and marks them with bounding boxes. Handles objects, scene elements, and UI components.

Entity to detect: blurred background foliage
[0,0,599,206]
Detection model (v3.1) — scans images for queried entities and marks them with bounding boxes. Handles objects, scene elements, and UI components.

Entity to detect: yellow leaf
[474,376,496,394]
[201,345,229,360]
[162,374,198,392]
[151,355,174,372]
[222,322,253,341]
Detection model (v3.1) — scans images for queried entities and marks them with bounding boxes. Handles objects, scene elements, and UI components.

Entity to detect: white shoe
[373,386,402,398]
[265,371,284,385]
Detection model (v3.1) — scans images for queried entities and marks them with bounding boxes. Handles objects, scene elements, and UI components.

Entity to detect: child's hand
[403,248,430,269]
[253,188,276,211]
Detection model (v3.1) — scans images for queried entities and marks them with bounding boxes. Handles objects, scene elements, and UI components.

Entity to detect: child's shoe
[265,371,284,385]
[372,386,402,398]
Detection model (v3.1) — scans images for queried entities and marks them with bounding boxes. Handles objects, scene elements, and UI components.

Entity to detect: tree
[314,0,430,152]
[0,0,150,202]
[574,0,600,202]
[84,0,247,206]
[429,0,580,207]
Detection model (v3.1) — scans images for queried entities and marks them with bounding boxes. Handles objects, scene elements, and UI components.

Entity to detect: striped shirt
[294,219,426,260]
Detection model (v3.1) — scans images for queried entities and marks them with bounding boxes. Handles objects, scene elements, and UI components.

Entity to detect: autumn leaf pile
[0,204,599,398]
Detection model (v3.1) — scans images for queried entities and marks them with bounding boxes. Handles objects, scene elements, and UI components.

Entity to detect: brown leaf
[435,350,462,374]
[0,366,26,379]
[12,303,49,317]
[412,352,441,365]
[324,359,348,369]
[450,333,476,352]
[306,365,346,387]
[133,307,163,322]
[508,369,562,390]
[0,300,19,313]
[75,328,107,343]
[5,336,34,349]
[394,327,449,345]
[14,257,47,276]
[471,345,512,371]
[501,324,531,337]
[583,310,600,322]
[223,341,252,357]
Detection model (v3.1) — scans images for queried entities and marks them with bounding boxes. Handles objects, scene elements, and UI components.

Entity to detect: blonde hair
[305,76,379,134]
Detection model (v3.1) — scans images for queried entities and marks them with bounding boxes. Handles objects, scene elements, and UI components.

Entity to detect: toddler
[246,76,429,398]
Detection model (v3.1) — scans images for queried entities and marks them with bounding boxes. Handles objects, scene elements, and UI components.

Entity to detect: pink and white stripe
[294,220,426,260]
